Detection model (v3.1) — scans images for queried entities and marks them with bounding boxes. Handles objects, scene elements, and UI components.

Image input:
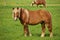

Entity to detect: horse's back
[28,9,51,24]
[39,9,51,19]
[28,10,42,24]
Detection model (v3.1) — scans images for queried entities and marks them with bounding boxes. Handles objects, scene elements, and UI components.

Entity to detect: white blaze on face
[14,17,17,20]
[12,8,18,20]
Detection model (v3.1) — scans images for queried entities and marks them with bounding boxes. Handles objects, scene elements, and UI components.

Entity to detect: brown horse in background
[32,0,46,7]
[12,7,53,37]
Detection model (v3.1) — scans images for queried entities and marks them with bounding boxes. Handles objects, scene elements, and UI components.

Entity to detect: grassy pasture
[0,0,60,40]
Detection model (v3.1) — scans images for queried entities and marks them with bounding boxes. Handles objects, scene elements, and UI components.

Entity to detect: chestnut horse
[12,7,53,37]
[32,0,46,7]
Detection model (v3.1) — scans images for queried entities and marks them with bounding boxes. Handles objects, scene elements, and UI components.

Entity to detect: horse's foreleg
[24,24,29,37]
[41,23,45,37]
[24,23,32,37]
[32,3,34,6]
[32,1,36,6]
[47,23,53,37]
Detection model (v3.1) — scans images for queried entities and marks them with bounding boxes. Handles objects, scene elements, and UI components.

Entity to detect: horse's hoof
[50,33,53,37]
[24,34,27,37]
[29,33,32,36]
[30,4,33,6]
[41,34,45,37]
[50,35,53,37]
[41,35,44,37]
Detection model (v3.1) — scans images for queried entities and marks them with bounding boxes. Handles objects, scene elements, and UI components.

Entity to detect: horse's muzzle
[14,17,17,21]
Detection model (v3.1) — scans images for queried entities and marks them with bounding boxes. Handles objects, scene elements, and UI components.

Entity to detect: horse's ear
[17,7,19,10]
[20,8,22,11]
[12,8,14,10]
[20,8,22,10]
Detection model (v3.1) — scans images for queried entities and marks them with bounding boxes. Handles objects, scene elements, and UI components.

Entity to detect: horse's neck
[19,8,29,23]
[19,8,26,24]
[19,8,25,19]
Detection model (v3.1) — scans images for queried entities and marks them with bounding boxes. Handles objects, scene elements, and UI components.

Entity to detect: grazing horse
[12,7,53,37]
[32,0,46,7]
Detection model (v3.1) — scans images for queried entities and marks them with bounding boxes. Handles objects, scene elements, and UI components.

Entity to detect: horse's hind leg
[47,23,53,37]
[41,22,45,37]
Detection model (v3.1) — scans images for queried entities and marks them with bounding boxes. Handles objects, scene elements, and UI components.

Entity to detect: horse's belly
[29,18,42,25]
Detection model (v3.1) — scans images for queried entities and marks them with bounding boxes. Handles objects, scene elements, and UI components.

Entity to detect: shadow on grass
[31,33,58,37]
[18,33,60,38]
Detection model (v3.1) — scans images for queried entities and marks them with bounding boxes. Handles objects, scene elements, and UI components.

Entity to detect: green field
[0,0,60,40]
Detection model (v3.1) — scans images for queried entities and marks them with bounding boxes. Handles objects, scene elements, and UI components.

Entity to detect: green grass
[0,0,60,40]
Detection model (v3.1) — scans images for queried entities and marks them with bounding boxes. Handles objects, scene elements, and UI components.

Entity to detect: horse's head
[12,7,21,21]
